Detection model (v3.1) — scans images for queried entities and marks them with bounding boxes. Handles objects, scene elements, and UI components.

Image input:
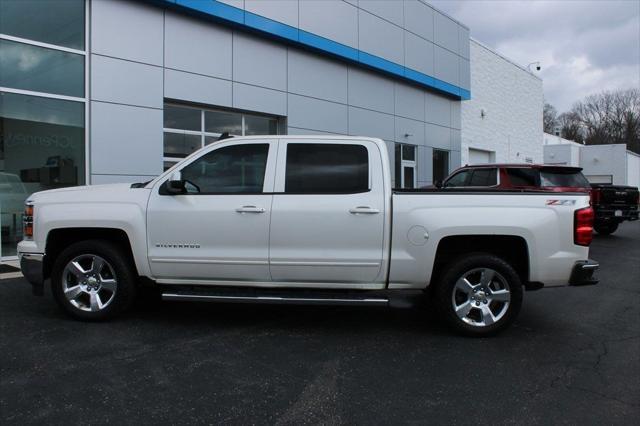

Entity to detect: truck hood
[28,183,149,204]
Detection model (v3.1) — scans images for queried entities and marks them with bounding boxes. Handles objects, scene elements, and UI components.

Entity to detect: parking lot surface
[1,222,639,425]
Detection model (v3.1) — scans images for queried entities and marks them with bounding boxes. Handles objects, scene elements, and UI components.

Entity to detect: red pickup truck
[440,164,639,235]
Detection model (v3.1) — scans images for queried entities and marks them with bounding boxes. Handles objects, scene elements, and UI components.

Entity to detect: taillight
[23,203,34,240]
[574,206,594,246]
[590,189,600,205]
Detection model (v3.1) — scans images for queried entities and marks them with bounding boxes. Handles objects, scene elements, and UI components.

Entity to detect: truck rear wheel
[434,253,523,336]
[594,221,618,235]
[51,240,137,321]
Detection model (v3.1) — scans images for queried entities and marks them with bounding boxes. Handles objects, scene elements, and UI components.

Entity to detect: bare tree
[557,111,584,143]
[543,102,558,134]
[568,88,640,154]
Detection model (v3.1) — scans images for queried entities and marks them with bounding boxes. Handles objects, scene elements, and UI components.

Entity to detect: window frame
[158,139,278,196]
[0,0,88,261]
[162,103,280,169]
[394,143,417,189]
[275,141,373,195]
[466,167,499,188]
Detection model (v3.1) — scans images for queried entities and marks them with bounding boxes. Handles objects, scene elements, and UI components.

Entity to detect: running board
[160,287,423,308]
[162,292,389,306]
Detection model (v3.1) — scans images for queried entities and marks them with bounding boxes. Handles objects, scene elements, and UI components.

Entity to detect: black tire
[433,253,523,337]
[594,222,618,235]
[51,240,137,321]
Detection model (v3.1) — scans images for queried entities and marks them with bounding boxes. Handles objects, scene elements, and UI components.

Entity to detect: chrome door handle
[349,206,380,214]
[235,206,265,213]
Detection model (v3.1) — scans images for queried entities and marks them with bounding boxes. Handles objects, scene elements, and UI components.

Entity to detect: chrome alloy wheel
[451,267,511,327]
[62,255,118,312]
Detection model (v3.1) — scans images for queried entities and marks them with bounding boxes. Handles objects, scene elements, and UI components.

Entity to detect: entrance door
[269,139,387,285]
[147,139,277,283]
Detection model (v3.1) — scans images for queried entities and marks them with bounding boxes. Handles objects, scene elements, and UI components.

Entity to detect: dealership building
[1,0,544,260]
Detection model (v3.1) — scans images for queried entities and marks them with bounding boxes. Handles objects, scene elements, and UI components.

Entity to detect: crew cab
[18,136,598,336]
[590,184,639,235]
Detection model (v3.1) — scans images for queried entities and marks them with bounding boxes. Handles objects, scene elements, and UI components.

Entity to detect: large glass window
[163,103,279,170]
[0,92,85,256]
[0,0,86,259]
[0,39,84,97]
[432,149,450,183]
[180,144,269,194]
[285,143,369,194]
[0,0,85,50]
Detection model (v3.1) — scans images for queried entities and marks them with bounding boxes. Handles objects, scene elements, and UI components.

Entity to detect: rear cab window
[540,169,590,188]
[284,143,369,193]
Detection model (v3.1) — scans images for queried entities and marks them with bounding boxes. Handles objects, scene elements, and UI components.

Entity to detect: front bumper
[19,253,45,296]
[569,259,599,286]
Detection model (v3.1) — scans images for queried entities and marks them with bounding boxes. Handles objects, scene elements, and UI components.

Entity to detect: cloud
[431,0,640,112]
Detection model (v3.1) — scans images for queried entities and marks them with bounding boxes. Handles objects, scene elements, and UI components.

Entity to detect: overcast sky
[430,0,640,113]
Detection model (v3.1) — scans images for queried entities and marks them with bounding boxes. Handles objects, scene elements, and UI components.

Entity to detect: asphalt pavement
[1,222,639,425]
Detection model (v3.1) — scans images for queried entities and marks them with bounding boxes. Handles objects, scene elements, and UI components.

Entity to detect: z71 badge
[546,199,577,206]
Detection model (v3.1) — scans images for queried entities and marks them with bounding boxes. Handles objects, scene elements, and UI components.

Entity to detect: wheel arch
[44,228,139,280]
[431,235,530,288]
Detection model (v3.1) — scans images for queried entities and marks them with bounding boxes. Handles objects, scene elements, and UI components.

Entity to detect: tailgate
[598,186,639,206]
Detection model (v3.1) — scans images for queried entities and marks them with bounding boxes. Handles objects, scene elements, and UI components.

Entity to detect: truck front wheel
[434,253,523,336]
[51,240,137,321]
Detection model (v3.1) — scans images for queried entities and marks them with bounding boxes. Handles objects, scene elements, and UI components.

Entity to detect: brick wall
[461,39,543,165]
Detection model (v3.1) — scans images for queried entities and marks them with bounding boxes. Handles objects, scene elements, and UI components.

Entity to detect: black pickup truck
[591,184,639,235]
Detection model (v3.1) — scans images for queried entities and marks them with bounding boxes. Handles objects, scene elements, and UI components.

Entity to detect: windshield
[540,170,589,188]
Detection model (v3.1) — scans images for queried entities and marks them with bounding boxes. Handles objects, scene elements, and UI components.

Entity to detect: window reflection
[0,92,85,256]
[205,110,242,135]
[0,39,84,98]
[0,0,85,50]
[181,144,269,193]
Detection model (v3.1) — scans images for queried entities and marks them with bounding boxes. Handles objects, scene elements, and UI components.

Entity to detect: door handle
[235,206,265,213]
[349,206,380,214]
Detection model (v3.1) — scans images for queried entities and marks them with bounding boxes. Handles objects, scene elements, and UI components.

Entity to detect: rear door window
[468,168,498,186]
[506,168,539,187]
[540,170,589,188]
[284,143,369,193]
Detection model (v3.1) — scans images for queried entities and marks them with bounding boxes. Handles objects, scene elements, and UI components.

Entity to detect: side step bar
[161,287,424,308]
[163,292,389,306]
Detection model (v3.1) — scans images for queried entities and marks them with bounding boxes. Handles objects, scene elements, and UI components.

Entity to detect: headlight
[23,202,34,240]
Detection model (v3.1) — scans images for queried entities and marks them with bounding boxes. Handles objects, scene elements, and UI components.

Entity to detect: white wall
[461,39,543,166]
[579,144,628,185]
[544,144,581,167]
[627,151,640,188]
[543,132,583,147]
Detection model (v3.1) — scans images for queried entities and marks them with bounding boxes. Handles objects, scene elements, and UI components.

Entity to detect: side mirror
[165,171,185,195]
[435,180,443,189]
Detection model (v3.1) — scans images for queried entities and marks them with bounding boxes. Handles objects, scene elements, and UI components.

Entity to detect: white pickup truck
[18,136,598,335]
